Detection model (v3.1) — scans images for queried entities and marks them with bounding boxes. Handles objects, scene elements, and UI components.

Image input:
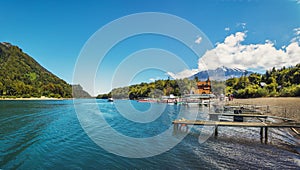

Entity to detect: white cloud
[225,27,230,31]
[169,30,300,79]
[291,27,300,43]
[224,32,246,46]
[167,69,199,79]
[236,22,247,29]
[294,27,300,35]
[149,78,156,82]
[194,36,202,44]
[199,31,300,71]
[149,77,162,82]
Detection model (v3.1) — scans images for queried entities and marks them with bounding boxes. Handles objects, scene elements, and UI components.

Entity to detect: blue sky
[1,0,300,95]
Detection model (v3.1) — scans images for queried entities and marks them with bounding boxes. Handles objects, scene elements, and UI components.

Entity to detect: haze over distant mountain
[190,66,253,80]
[72,85,92,98]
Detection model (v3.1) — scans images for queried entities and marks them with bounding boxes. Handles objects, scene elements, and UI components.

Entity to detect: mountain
[0,42,72,98]
[190,66,253,80]
[72,85,92,98]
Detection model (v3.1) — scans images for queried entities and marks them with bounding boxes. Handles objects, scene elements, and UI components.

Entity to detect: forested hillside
[0,42,72,98]
[226,64,300,98]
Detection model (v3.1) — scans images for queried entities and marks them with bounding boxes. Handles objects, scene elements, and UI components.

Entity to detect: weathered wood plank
[172,120,300,128]
[208,113,294,121]
[209,113,268,118]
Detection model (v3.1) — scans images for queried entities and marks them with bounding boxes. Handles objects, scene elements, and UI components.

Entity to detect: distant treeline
[97,78,225,100]
[226,64,300,98]
[97,79,193,100]
[98,64,300,99]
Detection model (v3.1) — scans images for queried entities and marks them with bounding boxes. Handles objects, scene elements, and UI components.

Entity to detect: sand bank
[229,97,300,121]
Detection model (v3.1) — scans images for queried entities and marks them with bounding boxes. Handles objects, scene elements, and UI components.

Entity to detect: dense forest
[0,42,72,98]
[97,64,300,99]
[226,64,300,98]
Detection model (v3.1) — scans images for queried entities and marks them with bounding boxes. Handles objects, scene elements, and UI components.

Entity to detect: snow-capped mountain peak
[190,66,252,80]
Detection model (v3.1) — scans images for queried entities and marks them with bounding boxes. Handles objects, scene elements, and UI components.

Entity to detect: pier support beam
[259,127,268,144]
[264,127,268,144]
[173,123,178,135]
[214,126,218,138]
[260,127,263,143]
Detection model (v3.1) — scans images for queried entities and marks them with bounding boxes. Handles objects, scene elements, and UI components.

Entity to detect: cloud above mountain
[198,31,300,71]
[168,29,300,79]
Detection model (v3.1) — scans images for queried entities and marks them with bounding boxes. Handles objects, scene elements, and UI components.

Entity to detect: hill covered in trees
[0,42,72,98]
[97,64,300,99]
[226,64,300,98]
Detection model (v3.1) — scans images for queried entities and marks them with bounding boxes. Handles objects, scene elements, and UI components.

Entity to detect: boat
[107,98,114,102]
[137,98,158,103]
[182,94,215,106]
[161,94,180,104]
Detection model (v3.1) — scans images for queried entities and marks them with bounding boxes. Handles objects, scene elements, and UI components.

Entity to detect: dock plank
[208,113,294,121]
[172,120,300,128]
[209,113,268,118]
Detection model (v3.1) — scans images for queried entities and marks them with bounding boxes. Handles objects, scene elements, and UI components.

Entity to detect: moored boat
[182,94,215,106]
[137,98,158,103]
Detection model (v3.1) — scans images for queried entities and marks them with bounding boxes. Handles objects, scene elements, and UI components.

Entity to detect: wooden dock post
[214,126,218,138]
[173,123,178,135]
[284,108,287,118]
[264,127,268,144]
[260,127,263,143]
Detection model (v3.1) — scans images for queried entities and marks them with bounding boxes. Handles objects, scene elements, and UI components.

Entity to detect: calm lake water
[1,99,299,169]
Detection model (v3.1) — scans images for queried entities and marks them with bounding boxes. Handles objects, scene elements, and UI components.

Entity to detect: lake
[1,99,299,169]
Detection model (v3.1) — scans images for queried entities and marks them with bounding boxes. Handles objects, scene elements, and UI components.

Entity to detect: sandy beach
[229,97,300,121]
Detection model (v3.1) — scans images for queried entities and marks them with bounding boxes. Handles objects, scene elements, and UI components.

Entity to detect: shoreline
[0,97,73,101]
[228,97,300,121]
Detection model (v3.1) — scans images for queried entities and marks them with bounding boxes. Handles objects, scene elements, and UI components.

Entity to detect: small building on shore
[195,78,211,94]
[181,78,214,105]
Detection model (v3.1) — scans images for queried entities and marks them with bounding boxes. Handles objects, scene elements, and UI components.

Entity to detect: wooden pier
[172,118,300,144]
[208,113,295,121]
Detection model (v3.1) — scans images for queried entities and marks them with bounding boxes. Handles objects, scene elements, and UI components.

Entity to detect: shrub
[257,88,268,97]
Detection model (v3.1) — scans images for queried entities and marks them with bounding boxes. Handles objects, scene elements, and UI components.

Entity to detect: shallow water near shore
[1,99,299,169]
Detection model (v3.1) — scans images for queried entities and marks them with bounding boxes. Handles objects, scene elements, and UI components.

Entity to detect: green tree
[248,73,261,85]
[234,76,250,90]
